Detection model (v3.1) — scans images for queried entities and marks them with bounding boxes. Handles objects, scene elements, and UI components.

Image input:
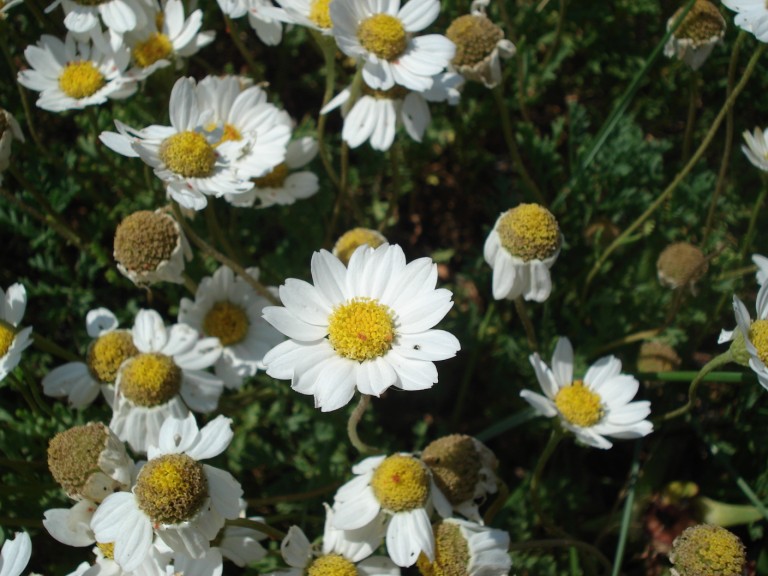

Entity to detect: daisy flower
[110,309,223,453]
[179,265,284,389]
[333,453,452,567]
[225,137,320,208]
[520,337,653,450]
[68,541,173,576]
[722,0,768,41]
[100,77,254,211]
[333,228,387,266]
[663,0,725,70]
[0,532,31,576]
[17,29,136,113]
[43,307,139,408]
[124,0,215,80]
[416,519,511,576]
[753,254,768,286]
[44,499,99,548]
[267,0,333,33]
[0,283,32,383]
[329,0,456,92]
[216,0,285,44]
[669,524,745,576]
[483,203,563,302]
[322,73,463,151]
[45,0,147,33]
[262,243,460,412]
[0,108,24,186]
[731,282,768,390]
[91,414,243,571]
[741,126,768,171]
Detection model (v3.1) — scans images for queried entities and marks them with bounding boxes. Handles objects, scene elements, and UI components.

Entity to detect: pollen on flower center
[0,320,16,357]
[446,14,503,67]
[554,380,603,427]
[58,61,105,100]
[327,298,395,361]
[307,554,359,576]
[421,434,481,505]
[159,131,217,178]
[371,454,430,512]
[749,319,768,366]
[253,163,289,188]
[333,227,387,266]
[114,210,180,274]
[48,422,109,496]
[497,203,561,261]
[357,14,407,61]
[97,542,115,560]
[673,0,726,43]
[308,0,332,29]
[416,521,469,576]
[671,524,745,576]
[203,300,249,346]
[87,330,139,383]
[119,352,182,407]
[132,33,173,68]
[135,454,208,524]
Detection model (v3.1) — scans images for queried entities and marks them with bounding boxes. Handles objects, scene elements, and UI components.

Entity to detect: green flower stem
[171,202,280,305]
[452,302,495,427]
[205,202,242,266]
[656,350,734,422]
[681,71,700,164]
[583,44,766,296]
[346,394,381,455]
[714,264,757,283]
[514,297,539,353]
[313,30,341,192]
[247,481,340,507]
[483,479,509,525]
[492,84,546,205]
[32,333,80,362]
[181,272,198,295]
[9,374,40,416]
[223,16,261,80]
[610,440,641,576]
[22,367,57,420]
[636,370,750,383]
[225,518,287,541]
[508,539,612,575]
[539,0,568,73]
[530,427,565,537]
[590,328,662,356]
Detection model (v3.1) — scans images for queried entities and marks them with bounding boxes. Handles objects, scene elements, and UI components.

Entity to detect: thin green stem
[610,441,641,576]
[681,71,699,164]
[223,16,261,79]
[314,30,341,192]
[33,333,81,362]
[738,177,768,262]
[539,0,568,72]
[514,297,539,353]
[530,427,565,536]
[181,272,198,295]
[205,202,242,265]
[483,480,509,525]
[583,44,766,295]
[346,394,381,455]
[635,370,750,383]
[225,518,287,541]
[508,540,612,575]
[23,367,57,420]
[10,374,41,416]
[452,302,495,427]
[247,481,340,507]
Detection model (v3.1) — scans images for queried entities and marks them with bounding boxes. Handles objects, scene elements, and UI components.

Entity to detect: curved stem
[539,0,568,72]
[314,30,341,192]
[205,202,242,265]
[346,394,380,455]
[247,481,340,507]
[681,71,699,164]
[514,297,539,353]
[583,44,766,296]
[483,479,509,525]
[656,350,733,422]
[33,333,80,362]
[225,518,286,541]
[223,16,261,80]
[530,427,565,536]
[610,440,641,576]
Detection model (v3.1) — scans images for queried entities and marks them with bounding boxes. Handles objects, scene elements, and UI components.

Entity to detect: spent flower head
[656,242,708,291]
[664,0,725,69]
[416,519,511,576]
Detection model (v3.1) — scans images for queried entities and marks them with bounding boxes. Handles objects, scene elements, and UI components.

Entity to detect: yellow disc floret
[446,14,503,67]
[672,0,726,44]
[421,435,481,505]
[333,228,387,266]
[48,422,109,496]
[87,330,139,383]
[132,33,173,68]
[253,163,289,188]
[97,542,115,560]
[135,454,208,524]
[327,298,395,361]
[309,0,333,29]
[58,61,105,100]
[554,380,604,428]
[0,320,16,357]
[159,131,217,178]
[497,204,561,261]
[119,352,182,407]
[749,319,768,366]
[416,521,470,576]
[114,210,179,273]
[357,14,407,61]
[203,300,249,346]
[307,554,359,576]
[670,524,745,576]
[371,454,430,512]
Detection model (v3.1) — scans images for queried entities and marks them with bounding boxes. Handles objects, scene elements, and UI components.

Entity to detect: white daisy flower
[100,77,254,211]
[45,0,147,34]
[91,414,243,571]
[179,265,284,389]
[483,203,563,302]
[17,29,136,112]
[321,73,463,151]
[70,541,173,576]
[264,0,333,32]
[216,0,286,44]
[333,228,387,267]
[124,0,215,79]
[332,453,452,567]
[225,137,320,208]
[663,0,725,70]
[741,126,768,172]
[109,309,224,454]
[43,308,138,408]
[329,0,456,92]
[753,254,768,286]
[0,283,32,383]
[732,282,768,390]
[44,499,99,548]
[0,108,24,186]
[0,532,31,576]
[262,243,460,412]
[722,0,768,41]
[0,0,24,19]
[520,337,654,450]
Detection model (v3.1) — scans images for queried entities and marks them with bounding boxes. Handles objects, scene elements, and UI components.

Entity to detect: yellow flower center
[497,203,561,261]
[87,330,139,383]
[119,353,182,407]
[446,14,503,67]
[135,454,208,524]
[58,61,105,100]
[97,542,115,560]
[327,298,395,362]
[554,380,604,428]
[307,554,359,576]
[371,454,430,512]
[159,131,217,178]
[673,0,726,44]
[203,301,249,346]
[113,210,180,273]
[357,14,407,61]
[0,320,16,357]
[671,524,745,576]
[749,319,768,366]
[47,422,109,497]
[308,0,332,29]
[333,228,386,266]
[416,521,470,576]
[132,33,173,68]
[253,163,289,188]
